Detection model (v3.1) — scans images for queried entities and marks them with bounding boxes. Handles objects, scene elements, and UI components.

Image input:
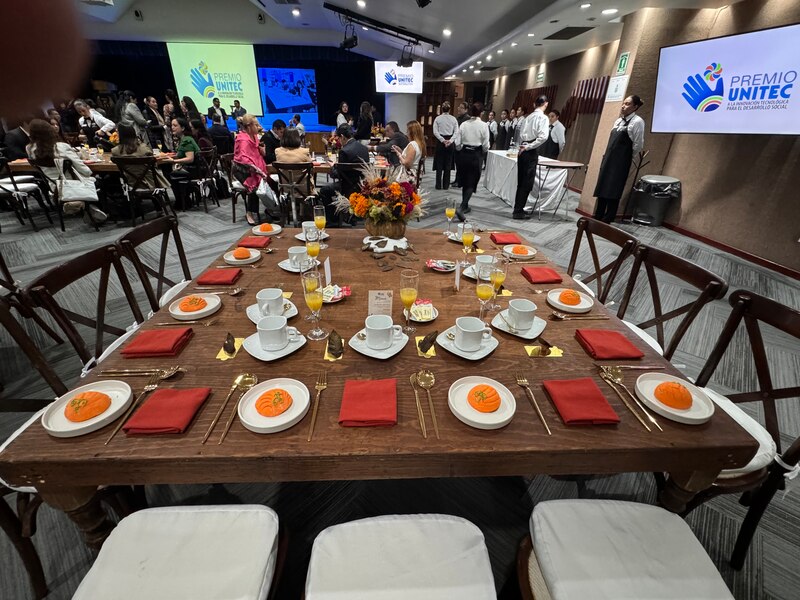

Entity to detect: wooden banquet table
[0,228,757,549]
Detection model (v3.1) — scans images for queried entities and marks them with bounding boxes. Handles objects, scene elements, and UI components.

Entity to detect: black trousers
[246,191,260,214]
[513,148,538,215]
[318,183,341,222]
[456,149,482,208]
[168,169,192,210]
[593,197,620,223]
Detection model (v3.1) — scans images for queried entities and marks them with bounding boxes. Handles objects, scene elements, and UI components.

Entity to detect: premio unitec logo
[682,62,724,112]
[384,70,398,86]
[191,61,217,99]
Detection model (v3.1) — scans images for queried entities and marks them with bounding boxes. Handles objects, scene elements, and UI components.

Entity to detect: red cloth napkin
[521,267,563,284]
[575,329,645,360]
[120,327,193,358]
[123,387,211,434]
[338,379,397,427]
[196,268,242,286]
[542,378,620,425]
[490,232,522,245]
[238,236,272,248]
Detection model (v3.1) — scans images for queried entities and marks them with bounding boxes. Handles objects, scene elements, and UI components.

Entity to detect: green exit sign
[616,52,630,75]
[536,71,545,83]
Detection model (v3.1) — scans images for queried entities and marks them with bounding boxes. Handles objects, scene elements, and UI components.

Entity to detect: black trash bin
[630,175,681,226]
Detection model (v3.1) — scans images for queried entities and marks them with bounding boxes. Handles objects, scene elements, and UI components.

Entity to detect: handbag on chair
[55,159,99,203]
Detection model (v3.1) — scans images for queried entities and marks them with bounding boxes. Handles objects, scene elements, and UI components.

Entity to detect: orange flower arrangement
[334,164,426,224]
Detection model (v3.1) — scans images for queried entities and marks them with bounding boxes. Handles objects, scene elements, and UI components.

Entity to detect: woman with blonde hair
[392,120,426,183]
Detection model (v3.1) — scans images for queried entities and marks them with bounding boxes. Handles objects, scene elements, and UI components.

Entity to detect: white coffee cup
[475,254,495,267]
[301,221,315,236]
[508,298,537,330]
[257,315,299,351]
[256,288,284,317]
[288,247,308,269]
[454,316,492,352]
[364,314,403,350]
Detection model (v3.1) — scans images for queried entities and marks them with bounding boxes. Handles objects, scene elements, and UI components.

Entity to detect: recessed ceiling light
[477,60,482,64]
[486,55,492,60]
[462,69,467,72]
[357,0,366,7]
[534,43,543,46]
[527,33,535,37]
[497,49,504,54]
[602,8,618,15]
[442,28,452,37]
[291,8,300,16]
[581,3,591,8]
[510,42,518,47]
[469,65,474,69]
[362,26,369,30]
[428,49,435,54]
[474,70,481,74]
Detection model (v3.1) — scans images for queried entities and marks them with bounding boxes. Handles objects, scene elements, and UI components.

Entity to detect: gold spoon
[415,369,440,440]
[193,287,245,297]
[218,373,258,444]
[155,318,218,327]
[202,373,248,444]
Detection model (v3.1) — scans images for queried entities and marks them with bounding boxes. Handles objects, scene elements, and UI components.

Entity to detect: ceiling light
[462,69,467,72]
[291,8,300,16]
[428,49,435,54]
[497,49,503,54]
[469,65,474,69]
[527,33,535,37]
[362,26,369,30]
[357,0,366,7]
[486,55,492,60]
[581,3,591,7]
[477,60,482,64]
[510,42,518,47]
[442,28,452,37]
[474,70,481,74]
[602,8,618,15]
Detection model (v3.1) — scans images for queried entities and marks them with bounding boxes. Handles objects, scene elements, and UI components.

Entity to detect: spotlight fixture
[462,68,467,72]
[416,0,432,6]
[486,55,492,60]
[339,20,358,49]
[292,8,300,16]
[362,26,368,30]
[397,42,416,67]
[602,8,618,15]
[527,33,535,37]
[477,60,482,64]
[442,28,452,36]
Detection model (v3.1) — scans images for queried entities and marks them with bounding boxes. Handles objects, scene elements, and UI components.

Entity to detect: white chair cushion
[622,320,664,355]
[232,180,246,191]
[305,514,496,600]
[702,387,777,478]
[0,408,48,493]
[158,280,191,309]
[0,182,40,194]
[531,499,733,600]
[0,176,35,184]
[73,505,279,600]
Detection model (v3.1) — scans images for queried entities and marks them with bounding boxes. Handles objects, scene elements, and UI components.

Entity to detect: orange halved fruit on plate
[654,381,693,410]
[558,290,581,306]
[232,247,251,260]
[178,295,208,312]
[256,388,293,417]
[467,384,501,413]
[65,390,112,422]
[511,245,528,255]
[259,223,273,232]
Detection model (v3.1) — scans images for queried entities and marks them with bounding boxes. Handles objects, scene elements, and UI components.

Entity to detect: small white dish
[237,378,310,434]
[503,244,537,259]
[426,259,457,273]
[462,265,492,281]
[635,373,715,425]
[491,311,547,340]
[403,306,439,323]
[277,258,320,273]
[246,300,298,324]
[295,230,330,241]
[241,331,307,361]
[168,294,221,321]
[435,326,499,360]
[348,329,409,359]
[547,288,594,314]
[223,249,261,265]
[447,232,481,244]
[41,380,133,438]
[448,376,516,430]
[251,224,282,237]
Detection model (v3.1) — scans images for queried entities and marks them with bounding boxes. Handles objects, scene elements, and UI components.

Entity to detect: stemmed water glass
[313,205,328,249]
[302,270,328,341]
[443,198,456,236]
[476,263,494,322]
[460,222,475,267]
[399,269,419,335]
[488,253,508,312]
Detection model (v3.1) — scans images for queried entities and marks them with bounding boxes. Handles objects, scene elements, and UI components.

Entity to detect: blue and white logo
[384,70,398,86]
[682,62,723,112]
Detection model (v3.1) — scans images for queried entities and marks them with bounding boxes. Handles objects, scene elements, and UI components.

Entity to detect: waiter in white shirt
[540,109,566,159]
[74,100,115,147]
[454,103,489,220]
[432,101,459,190]
[593,95,645,223]
[512,95,549,219]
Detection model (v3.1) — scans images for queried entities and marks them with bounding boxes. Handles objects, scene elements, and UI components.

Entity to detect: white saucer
[448,376,516,430]
[348,329,409,359]
[251,224,282,237]
[491,311,547,340]
[635,373,715,425]
[295,231,330,241]
[462,265,492,281]
[447,232,481,244]
[168,294,221,321]
[237,378,311,434]
[435,326,499,360]
[241,332,307,361]
[503,244,537,259]
[246,300,298,324]
[547,288,594,314]
[403,306,439,323]
[277,258,320,273]
[224,249,261,265]
[42,380,133,438]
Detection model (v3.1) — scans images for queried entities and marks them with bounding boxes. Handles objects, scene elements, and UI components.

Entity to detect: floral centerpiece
[334,164,425,239]
[371,124,385,138]
[107,131,119,145]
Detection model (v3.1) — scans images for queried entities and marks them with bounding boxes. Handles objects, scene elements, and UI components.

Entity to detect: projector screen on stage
[652,24,800,135]
[167,42,261,116]
[374,62,424,94]
[258,68,319,128]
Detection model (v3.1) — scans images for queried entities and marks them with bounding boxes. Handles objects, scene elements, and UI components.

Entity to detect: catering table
[0,229,756,549]
[484,150,584,219]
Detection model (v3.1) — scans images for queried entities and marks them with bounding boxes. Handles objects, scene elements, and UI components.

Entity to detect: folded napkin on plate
[490,232,522,245]
[123,387,211,434]
[521,266,563,284]
[238,236,272,248]
[542,377,620,425]
[338,378,397,427]
[120,327,193,358]
[196,268,243,286]
[575,329,645,360]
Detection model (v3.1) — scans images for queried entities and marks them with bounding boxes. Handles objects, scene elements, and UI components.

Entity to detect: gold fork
[307,370,327,442]
[105,371,161,444]
[515,373,551,435]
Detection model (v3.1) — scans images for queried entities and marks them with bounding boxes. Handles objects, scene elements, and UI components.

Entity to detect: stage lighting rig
[339,20,359,50]
[416,0,432,6]
[397,42,416,68]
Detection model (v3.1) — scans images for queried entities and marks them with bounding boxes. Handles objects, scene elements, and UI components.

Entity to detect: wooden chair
[566,217,638,303]
[1,484,47,599]
[616,244,728,359]
[117,216,192,313]
[413,155,425,191]
[190,148,221,213]
[27,157,101,232]
[110,155,174,227]
[272,162,315,227]
[0,157,54,232]
[688,289,800,569]
[220,152,247,223]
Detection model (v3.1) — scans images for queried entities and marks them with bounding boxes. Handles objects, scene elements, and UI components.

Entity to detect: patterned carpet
[1,161,798,599]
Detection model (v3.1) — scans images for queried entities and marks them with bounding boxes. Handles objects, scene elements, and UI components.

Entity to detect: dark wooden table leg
[659,470,720,514]
[37,486,115,550]
[0,490,48,599]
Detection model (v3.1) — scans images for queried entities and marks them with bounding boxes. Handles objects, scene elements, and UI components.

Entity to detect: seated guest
[75,100,116,147]
[275,129,310,163]
[234,114,269,226]
[209,114,234,154]
[289,114,305,143]
[392,120,426,183]
[354,101,373,144]
[207,98,228,128]
[318,124,368,224]
[260,119,285,164]
[167,118,200,210]
[143,96,167,149]
[111,123,170,190]
[49,116,66,142]
[371,121,408,166]
[190,119,214,151]
[118,91,150,146]
[181,96,202,121]
[3,119,33,160]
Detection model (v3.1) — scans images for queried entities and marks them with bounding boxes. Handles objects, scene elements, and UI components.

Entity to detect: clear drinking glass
[313,205,328,249]
[488,253,508,312]
[476,263,495,322]
[302,270,328,341]
[460,222,475,267]
[444,198,456,236]
[399,269,419,335]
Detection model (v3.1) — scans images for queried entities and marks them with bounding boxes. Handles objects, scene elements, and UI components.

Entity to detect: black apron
[488,124,496,148]
[433,134,454,171]
[593,118,634,199]
[495,121,508,151]
[539,125,560,160]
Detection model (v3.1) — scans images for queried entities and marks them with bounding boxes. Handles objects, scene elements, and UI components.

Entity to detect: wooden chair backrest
[196,147,217,179]
[110,155,162,191]
[272,162,314,198]
[334,162,366,198]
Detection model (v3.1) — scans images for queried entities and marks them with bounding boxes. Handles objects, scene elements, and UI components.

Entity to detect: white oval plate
[546,288,593,314]
[251,224,282,237]
[168,294,221,321]
[246,301,298,324]
[447,232,481,244]
[448,376,516,430]
[294,231,330,241]
[403,306,439,323]
[237,378,310,434]
[635,373,715,425]
[224,249,261,265]
[503,244,537,259]
[42,380,133,438]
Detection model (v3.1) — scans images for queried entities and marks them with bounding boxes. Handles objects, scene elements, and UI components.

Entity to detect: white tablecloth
[483,150,570,211]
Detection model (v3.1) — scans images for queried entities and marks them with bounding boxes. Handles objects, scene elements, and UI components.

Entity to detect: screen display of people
[652,24,799,135]
[258,67,319,128]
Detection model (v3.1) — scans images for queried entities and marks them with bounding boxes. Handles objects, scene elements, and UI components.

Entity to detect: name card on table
[454,262,461,291]
[323,257,332,287]
[368,290,393,316]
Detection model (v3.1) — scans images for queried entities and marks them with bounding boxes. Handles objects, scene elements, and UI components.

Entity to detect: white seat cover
[0,408,49,493]
[702,387,776,478]
[73,505,279,600]
[622,320,664,355]
[158,279,191,309]
[305,514,496,600]
[232,180,246,191]
[531,499,733,600]
[0,182,40,194]
[0,175,35,184]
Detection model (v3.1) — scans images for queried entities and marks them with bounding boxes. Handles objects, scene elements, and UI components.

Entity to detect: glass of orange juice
[313,205,328,249]
[305,225,321,260]
[476,263,495,322]
[399,269,419,334]
[460,222,475,266]
[444,198,456,236]
[302,270,328,341]
[488,253,508,312]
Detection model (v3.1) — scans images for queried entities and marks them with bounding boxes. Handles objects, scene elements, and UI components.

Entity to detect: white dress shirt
[550,120,566,152]
[432,113,459,142]
[79,109,115,133]
[488,120,498,137]
[455,117,489,151]
[612,113,645,155]
[520,109,549,151]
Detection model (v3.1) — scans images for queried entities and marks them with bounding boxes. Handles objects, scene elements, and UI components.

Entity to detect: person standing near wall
[452,102,470,187]
[455,103,489,221]
[593,95,644,223]
[512,95,549,220]
[496,109,510,151]
[539,109,566,160]
[432,101,458,190]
